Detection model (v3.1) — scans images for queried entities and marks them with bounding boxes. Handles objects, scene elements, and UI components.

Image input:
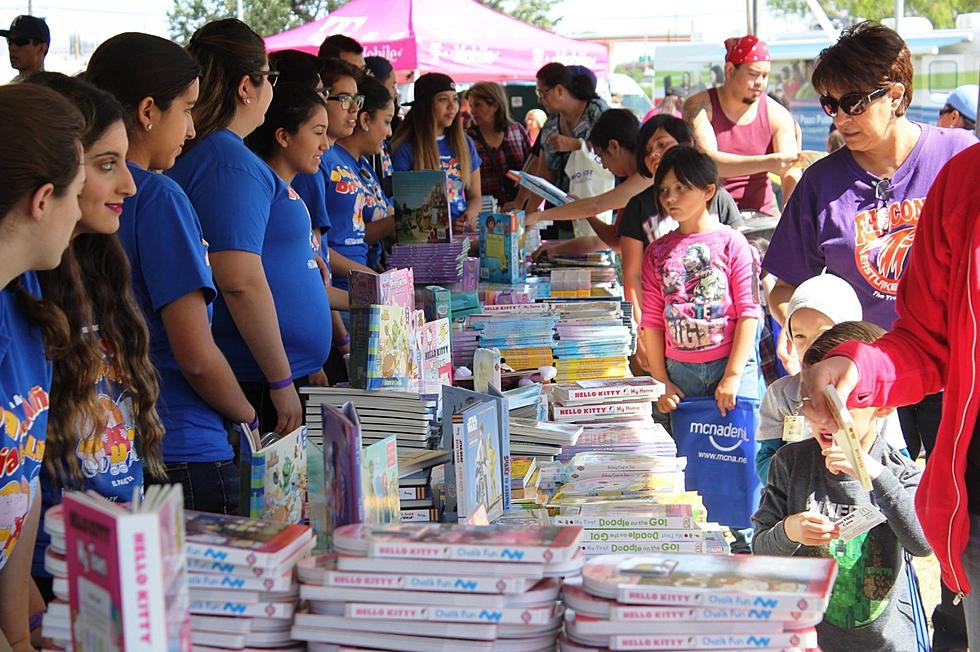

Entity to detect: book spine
[552,403,650,421]
[325,571,523,594]
[452,418,467,519]
[559,387,659,404]
[609,605,821,623]
[184,543,274,568]
[369,540,560,563]
[188,600,295,619]
[118,514,168,651]
[552,512,696,527]
[610,632,814,651]
[612,587,820,612]
[400,508,440,522]
[579,540,725,555]
[344,603,553,625]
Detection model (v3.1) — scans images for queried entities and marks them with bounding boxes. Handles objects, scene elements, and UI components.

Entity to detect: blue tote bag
[671,396,761,529]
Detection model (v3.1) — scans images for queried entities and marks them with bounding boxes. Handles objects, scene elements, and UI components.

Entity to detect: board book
[349,304,411,391]
[238,424,307,523]
[360,435,401,525]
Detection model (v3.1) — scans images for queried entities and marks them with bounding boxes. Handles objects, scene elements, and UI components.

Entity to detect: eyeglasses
[535,86,552,101]
[251,69,279,87]
[6,36,33,47]
[938,105,956,117]
[326,93,365,111]
[819,86,889,118]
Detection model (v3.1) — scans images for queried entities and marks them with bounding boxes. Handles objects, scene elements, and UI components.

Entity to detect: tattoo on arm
[683,97,708,123]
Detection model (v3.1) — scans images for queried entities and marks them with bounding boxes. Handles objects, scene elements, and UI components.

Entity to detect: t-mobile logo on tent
[428,42,500,65]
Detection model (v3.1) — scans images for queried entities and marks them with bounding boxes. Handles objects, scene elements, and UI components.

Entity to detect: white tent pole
[805,0,840,42]
[237,0,245,21]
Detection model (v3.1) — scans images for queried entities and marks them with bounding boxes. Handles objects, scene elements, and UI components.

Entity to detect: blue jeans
[150,459,241,515]
[964,513,980,649]
[666,349,762,402]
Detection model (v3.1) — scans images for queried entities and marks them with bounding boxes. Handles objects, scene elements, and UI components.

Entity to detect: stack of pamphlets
[548,303,633,382]
[451,320,481,369]
[301,386,440,452]
[387,240,469,285]
[558,553,835,650]
[559,420,676,462]
[469,312,558,373]
[60,485,190,651]
[503,383,547,421]
[183,511,314,651]
[291,522,586,650]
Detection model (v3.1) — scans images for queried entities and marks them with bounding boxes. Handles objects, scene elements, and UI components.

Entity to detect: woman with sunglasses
[763,24,976,650]
[391,72,482,233]
[168,19,318,437]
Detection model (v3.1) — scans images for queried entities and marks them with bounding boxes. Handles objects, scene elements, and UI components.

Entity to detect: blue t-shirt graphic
[168,130,332,380]
[0,273,50,571]
[392,134,481,221]
[117,163,230,463]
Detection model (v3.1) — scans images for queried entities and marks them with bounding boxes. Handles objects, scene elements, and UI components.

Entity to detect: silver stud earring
[146,124,153,131]
[362,124,369,132]
[245,98,252,105]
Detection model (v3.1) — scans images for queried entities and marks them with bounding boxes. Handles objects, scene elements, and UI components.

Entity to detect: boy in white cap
[938,84,978,131]
[755,273,905,482]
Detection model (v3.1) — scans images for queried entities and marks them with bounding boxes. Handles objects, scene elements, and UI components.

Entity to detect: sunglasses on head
[251,69,279,87]
[6,36,34,47]
[819,86,889,118]
[326,93,365,111]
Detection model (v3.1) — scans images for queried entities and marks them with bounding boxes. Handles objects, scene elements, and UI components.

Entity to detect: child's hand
[822,444,884,481]
[783,511,838,546]
[657,381,685,414]
[714,372,741,417]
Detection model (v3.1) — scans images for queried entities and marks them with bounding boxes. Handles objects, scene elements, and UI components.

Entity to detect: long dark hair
[246,82,327,162]
[85,32,200,134]
[185,18,267,147]
[0,84,84,357]
[27,74,166,483]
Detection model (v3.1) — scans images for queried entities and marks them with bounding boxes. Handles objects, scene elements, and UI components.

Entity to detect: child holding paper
[752,321,930,651]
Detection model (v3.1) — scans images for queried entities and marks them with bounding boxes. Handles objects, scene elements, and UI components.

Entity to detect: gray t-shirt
[617,185,743,245]
[752,437,930,651]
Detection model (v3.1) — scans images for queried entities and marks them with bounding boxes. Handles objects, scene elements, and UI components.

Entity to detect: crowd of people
[0,10,979,652]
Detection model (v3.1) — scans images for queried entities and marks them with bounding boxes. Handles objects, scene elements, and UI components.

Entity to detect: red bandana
[724,35,771,65]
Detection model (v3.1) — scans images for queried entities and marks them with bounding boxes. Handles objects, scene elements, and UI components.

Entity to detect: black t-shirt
[617,185,743,245]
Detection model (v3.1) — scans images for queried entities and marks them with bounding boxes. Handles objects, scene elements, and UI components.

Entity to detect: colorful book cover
[184,511,314,568]
[419,285,451,322]
[420,318,452,390]
[406,309,426,393]
[350,305,410,391]
[393,170,452,243]
[554,377,665,405]
[349,267,416,312]
[479,211,526,284]
[361,435,401,525]
[238,424,307,524]
[312,402,363,552]
[487,385,512,513]
[452,400,503,521]
[552,401,652,422]
[473,347,501,394]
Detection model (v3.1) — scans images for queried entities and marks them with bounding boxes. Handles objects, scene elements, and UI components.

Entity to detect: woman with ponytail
[86,32,258,515]
[0,83,85,651]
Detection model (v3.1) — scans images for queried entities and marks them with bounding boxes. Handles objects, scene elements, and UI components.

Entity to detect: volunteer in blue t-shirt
[87,33,260,515]
[169,19,329,434]
[391,72,483,233]
[293,58,378,292]
[0,84,86,649]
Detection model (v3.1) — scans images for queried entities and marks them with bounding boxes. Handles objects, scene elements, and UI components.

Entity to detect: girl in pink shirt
[640,146,763,418]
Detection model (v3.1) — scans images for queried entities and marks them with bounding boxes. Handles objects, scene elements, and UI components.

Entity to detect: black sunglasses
[251,70,279,87]
[819,86,889,118]
[6,36,34,47]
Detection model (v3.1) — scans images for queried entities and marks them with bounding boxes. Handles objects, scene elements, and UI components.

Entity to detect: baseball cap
[405,72,455,106]
[786,273,862,333]
[945,85,978,123]
[0,15,50,44]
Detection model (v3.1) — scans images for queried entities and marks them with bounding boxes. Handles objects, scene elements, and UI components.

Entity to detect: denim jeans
[666,348,762,402]
[963,513,980,650]
[149,459,240,515]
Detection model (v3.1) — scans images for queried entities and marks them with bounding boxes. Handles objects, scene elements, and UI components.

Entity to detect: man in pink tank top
[683,35,800,216]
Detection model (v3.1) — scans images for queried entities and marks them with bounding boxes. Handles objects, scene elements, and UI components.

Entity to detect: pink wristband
[268,377,293,390]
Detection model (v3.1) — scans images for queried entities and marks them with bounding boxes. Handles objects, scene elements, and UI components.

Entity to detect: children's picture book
[420,318,452,390]
[487,385,512,512]
[418,285,451,322]
[451,400,504,521]
[507,170,570,207]
[349,304,410,391]
[479,211,526,284]
[406,309,426,393]
[238,424,307,523]
[393,170,452,243]
[310,402,363,552]
[184,511,314,568]
[473,347,501,394]
[349,267,416,312]
[63,485,191,652]
[360,435,401,525]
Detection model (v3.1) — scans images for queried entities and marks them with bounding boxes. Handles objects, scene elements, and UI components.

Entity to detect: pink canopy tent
[264,0,609,82]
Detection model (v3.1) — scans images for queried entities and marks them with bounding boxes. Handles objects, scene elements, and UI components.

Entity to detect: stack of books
[558,553,834,651]
[502,383,546,421]
[396,449,451,523]
[549,303,633,382]
[560,420,676,462]
[39,505,69,649]
[387,241,470,285]
[509,418,582,460]
[302,386,440,452]
[291,522,586,650]
[451,322,481,370]
[550,378,662,425]
[469,312,557,372]
[510,457,544,508]
[183,512,314,651]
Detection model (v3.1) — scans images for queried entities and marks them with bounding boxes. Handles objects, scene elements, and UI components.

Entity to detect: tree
[478,0,562,31]
[169,0,349,44]
[765,0,976,30]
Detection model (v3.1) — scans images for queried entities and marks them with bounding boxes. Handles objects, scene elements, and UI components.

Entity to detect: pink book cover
[349,268,416,313]
[63,495,126,651]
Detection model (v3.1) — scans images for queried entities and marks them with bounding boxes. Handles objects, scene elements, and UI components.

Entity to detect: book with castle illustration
[238,424,308,524]
[350,304,410,391]
[393,170,452,244]
[360,435,401,525]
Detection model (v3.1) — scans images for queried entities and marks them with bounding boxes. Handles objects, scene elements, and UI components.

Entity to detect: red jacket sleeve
[830,155,954,408]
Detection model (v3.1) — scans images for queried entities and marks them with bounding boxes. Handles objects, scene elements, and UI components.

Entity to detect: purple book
[319,402,363,550]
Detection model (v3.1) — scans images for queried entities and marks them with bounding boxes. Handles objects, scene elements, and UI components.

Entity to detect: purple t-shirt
[641,226,763,363]
[763,123,977,329]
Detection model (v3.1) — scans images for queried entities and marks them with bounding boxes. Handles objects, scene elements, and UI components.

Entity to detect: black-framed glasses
[251,69,279,87]
[6,36,33,47]
[819,86,889,118]
[327,93,365,111]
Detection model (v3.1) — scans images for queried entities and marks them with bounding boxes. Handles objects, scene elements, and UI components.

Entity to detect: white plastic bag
[564,141,615,238]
